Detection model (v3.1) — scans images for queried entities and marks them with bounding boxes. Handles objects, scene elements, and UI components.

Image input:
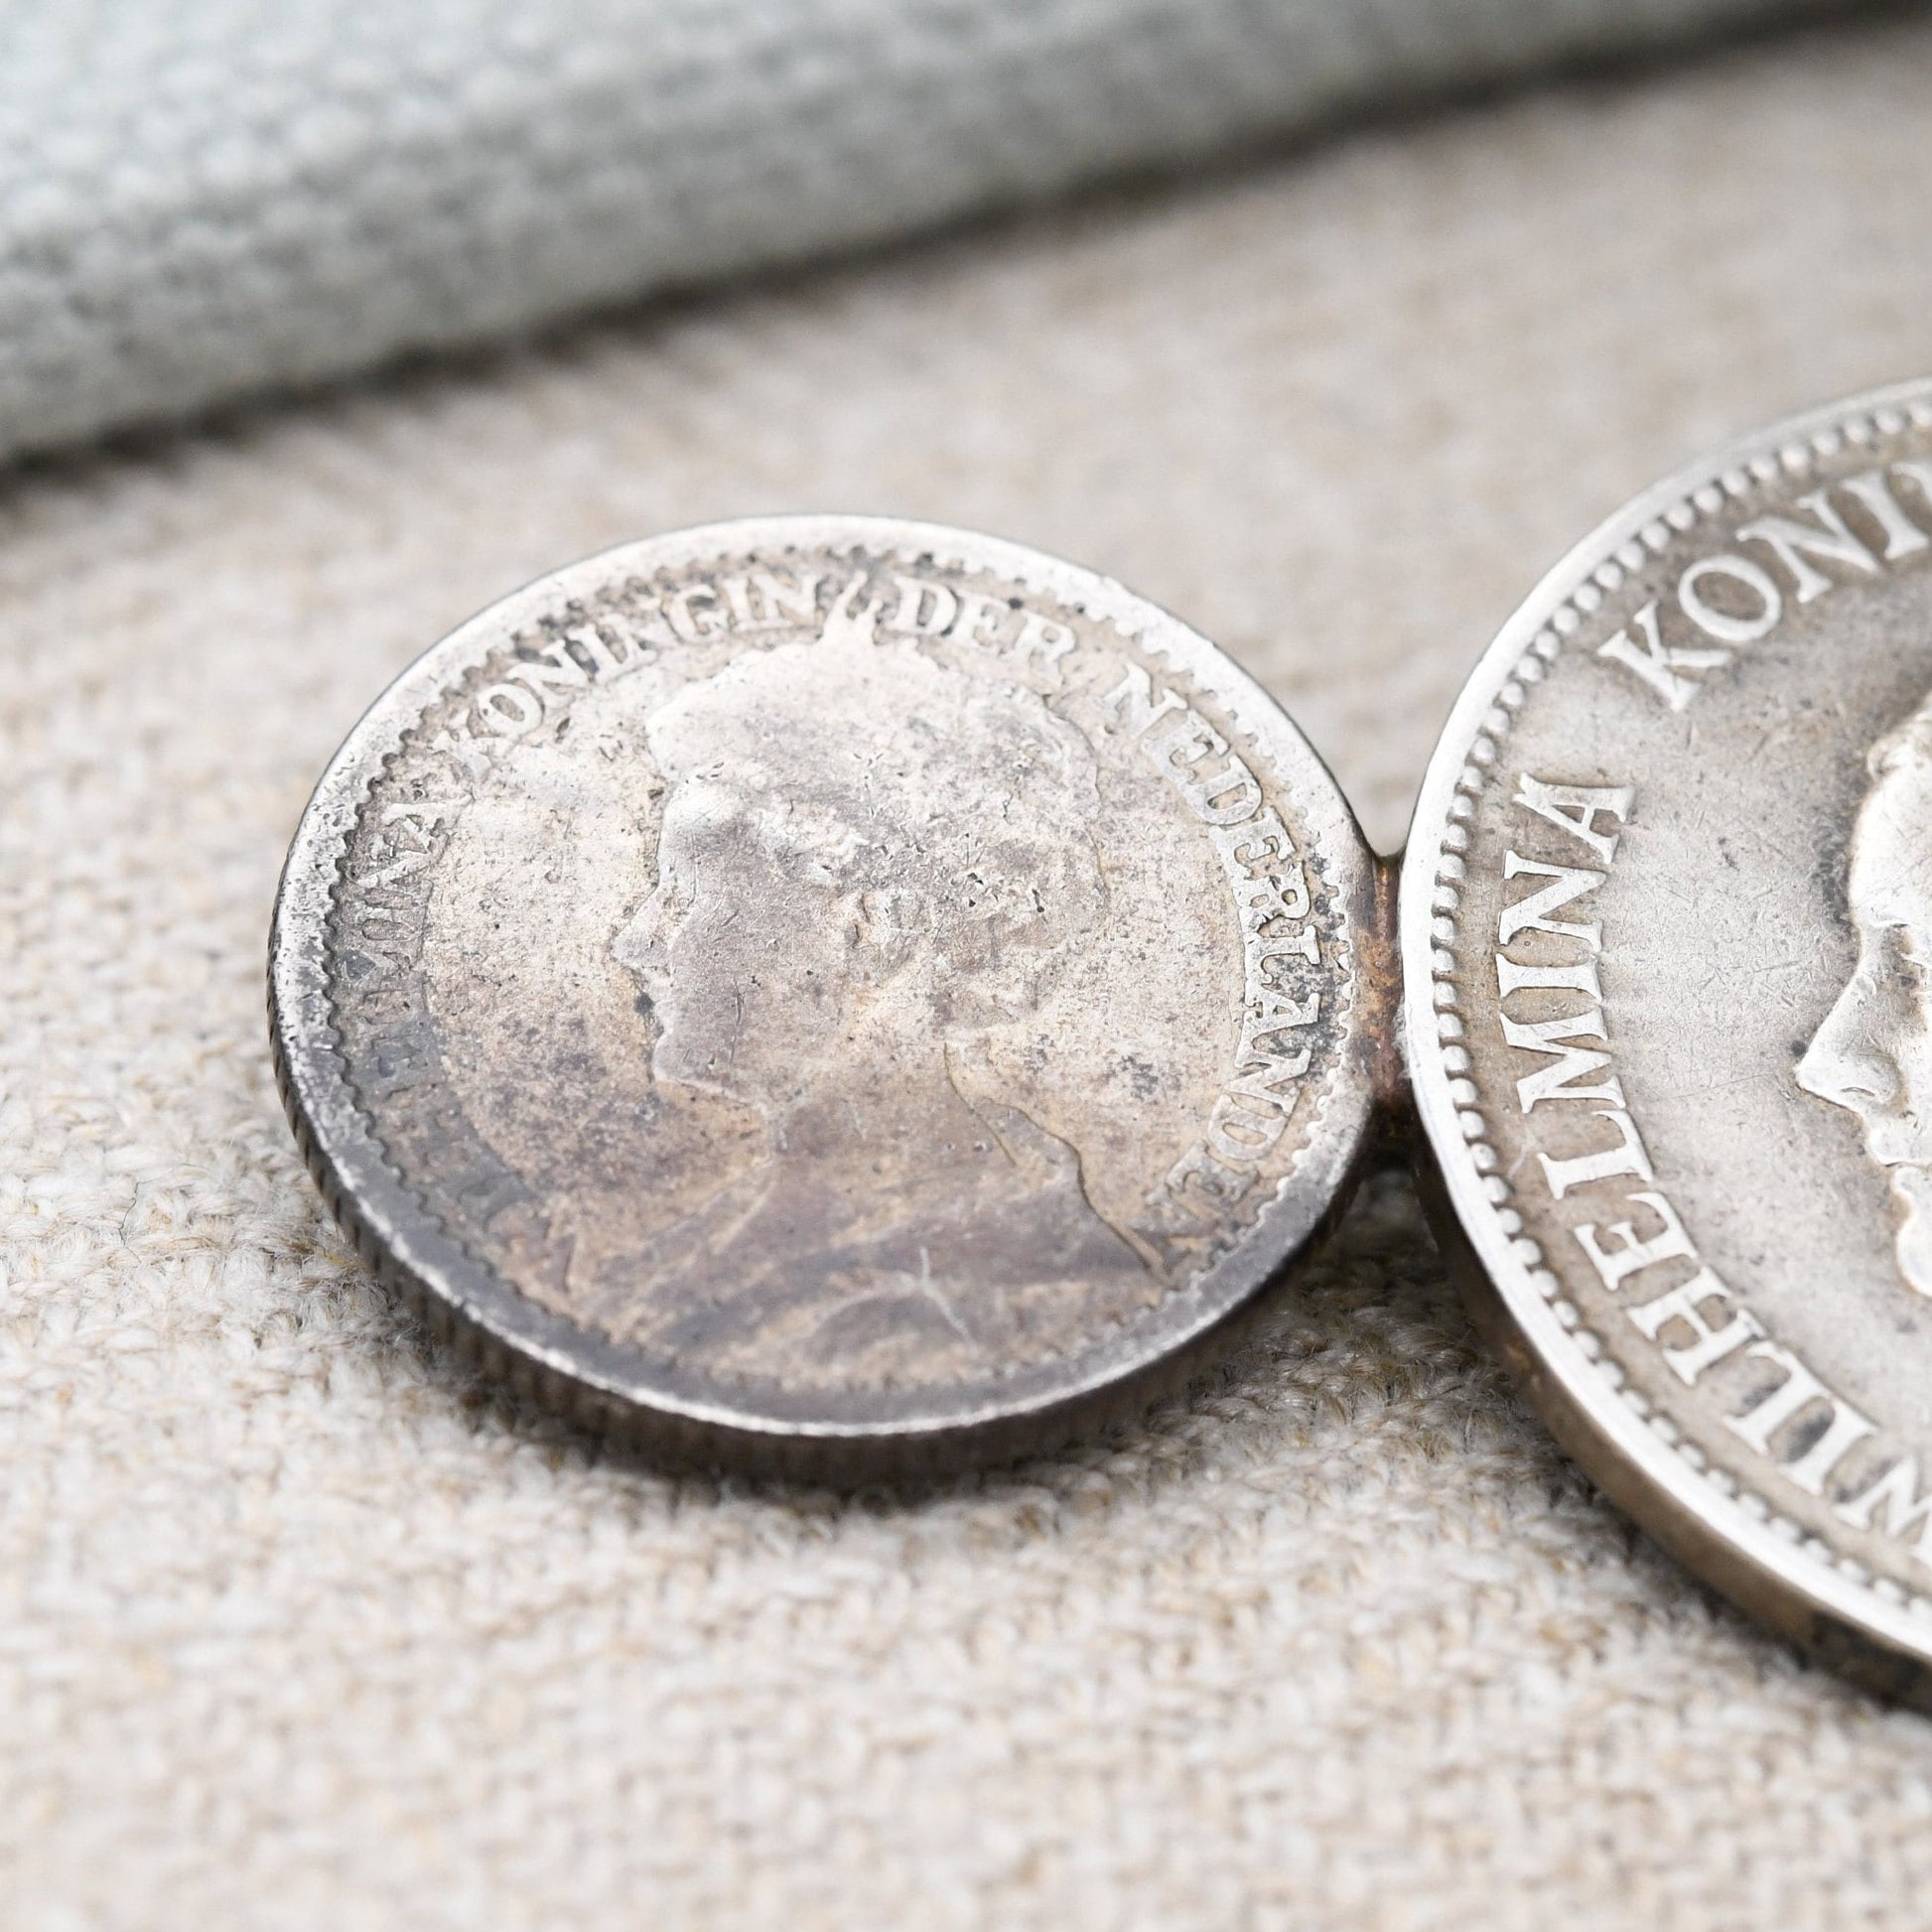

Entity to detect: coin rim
[1401,376,1932,1675]
[271,514,1381,1476]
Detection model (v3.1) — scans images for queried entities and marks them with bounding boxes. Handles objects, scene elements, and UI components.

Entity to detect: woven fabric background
[10,9,1932,1929]
[0,0,1844,464]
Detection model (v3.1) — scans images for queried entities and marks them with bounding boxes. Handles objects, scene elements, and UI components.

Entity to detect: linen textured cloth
[11,9,1932,1931]
[0,0,1848,464]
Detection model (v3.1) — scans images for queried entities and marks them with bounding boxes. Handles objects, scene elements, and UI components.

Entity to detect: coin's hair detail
[628,567,1108,1052]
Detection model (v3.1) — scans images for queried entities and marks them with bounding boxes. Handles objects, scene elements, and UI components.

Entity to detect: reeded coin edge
[271,514,1382,1475]
[1402,378,1932,1674]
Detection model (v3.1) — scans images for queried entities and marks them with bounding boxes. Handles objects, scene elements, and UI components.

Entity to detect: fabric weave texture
[8,6,1932,1930]
[0,0,1843,463]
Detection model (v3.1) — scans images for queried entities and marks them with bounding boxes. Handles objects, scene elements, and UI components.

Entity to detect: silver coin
[272,516,1382,1477]
[1403,378,1932,1694]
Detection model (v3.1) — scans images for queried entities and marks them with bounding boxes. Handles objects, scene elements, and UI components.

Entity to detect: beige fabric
[8,14,1932,1928]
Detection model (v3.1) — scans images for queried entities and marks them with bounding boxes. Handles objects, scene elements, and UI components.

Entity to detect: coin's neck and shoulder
[582,1015,1147,1368]
[699,1012,1096,1237]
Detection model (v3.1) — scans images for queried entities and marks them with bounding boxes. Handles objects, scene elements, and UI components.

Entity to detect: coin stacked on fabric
[271,517,1384,1479]
[271,384,1932,1697]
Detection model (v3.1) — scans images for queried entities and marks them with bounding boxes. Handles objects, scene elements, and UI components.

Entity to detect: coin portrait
[1798,689,1932,1303]
[570,576,1144,1386]
[1403,381,1932,1689]
[273,517,1380,1474]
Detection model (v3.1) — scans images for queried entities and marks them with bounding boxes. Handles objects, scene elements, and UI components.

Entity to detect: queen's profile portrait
[584,578,1155,1387]
[1798,690,1932,1299]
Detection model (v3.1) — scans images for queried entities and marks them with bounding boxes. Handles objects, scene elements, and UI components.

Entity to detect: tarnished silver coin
[1404,377,1932,1694]
[273,516,1381,1477]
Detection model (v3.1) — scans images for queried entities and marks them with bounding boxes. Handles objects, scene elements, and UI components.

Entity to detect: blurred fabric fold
[0,0,1856,462]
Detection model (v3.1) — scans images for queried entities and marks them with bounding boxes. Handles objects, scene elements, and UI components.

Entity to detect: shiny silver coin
[273,516,1382,1477]
[1403,378,1932,1695]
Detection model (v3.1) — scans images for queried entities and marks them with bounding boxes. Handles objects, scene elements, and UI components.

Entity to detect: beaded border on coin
[1403,377,1932,1696]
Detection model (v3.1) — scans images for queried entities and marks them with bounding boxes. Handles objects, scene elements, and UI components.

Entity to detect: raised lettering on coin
[1404,379,1932,1694]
